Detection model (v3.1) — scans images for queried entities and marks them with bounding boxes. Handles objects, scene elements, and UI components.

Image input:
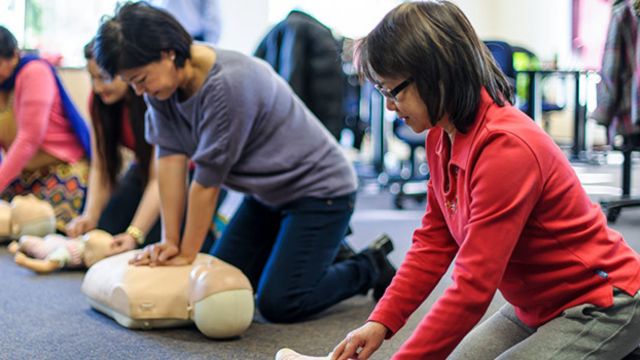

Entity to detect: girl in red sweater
[329,1,640,359]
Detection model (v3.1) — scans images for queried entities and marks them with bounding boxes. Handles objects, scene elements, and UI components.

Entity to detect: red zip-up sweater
[369,89,640,359]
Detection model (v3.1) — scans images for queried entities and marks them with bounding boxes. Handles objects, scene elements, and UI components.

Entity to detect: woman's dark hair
[0,25,18,59]
[94,1,192,77]
[355,0,513,133]
[84,40,152,187]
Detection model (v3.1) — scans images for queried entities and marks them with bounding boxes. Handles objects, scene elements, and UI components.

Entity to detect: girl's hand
[331,322,388,360]
[129,242,179,266]
[108,233,138,256]
[65,215,97,238]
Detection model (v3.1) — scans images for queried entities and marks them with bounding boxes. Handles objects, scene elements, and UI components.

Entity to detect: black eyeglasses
[375,77,414,102]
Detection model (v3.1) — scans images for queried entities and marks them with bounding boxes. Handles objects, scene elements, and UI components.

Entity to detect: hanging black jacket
[255,10,345,140]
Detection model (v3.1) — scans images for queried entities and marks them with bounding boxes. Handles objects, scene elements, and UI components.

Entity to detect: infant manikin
[8,229,112,273]
[82,250,254,339]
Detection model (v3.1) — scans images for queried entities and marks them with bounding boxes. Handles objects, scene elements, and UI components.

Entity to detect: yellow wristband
[126,225,145,246]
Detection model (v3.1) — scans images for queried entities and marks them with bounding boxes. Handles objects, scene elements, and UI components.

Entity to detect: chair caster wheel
[606,207,620,223]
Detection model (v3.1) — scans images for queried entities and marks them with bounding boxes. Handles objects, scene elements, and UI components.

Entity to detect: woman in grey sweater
[92,2,395,323]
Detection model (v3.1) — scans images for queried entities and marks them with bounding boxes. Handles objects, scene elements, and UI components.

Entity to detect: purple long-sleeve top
[145,49,356,206]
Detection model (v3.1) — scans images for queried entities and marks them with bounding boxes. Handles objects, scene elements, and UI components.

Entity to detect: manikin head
[0,195,56,241]
[82,229,114,267]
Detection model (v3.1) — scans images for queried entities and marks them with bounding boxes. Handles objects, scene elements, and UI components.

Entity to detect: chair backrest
[511,45,540,71]
[483,40,516,80]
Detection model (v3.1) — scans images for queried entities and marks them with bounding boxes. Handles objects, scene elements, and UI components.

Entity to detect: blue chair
[484,41,564,128]
[484,40,516,82]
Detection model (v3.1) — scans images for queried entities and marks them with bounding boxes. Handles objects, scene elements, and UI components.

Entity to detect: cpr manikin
[82,251,254,339]
[0,195,56,242]
[8,229,112,273]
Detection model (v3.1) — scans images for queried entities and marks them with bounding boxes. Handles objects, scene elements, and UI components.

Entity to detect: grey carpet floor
[1,162,639,359]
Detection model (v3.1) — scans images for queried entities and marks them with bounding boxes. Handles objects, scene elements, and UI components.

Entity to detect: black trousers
[97,165,218,252]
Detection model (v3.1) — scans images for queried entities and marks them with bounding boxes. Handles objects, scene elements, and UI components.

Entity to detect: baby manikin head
[0,195,56,241]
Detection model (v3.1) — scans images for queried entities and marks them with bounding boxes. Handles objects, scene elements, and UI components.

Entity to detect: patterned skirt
[0,160,89,232]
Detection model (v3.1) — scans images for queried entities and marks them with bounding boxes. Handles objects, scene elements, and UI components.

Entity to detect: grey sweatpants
[449,289,640,360]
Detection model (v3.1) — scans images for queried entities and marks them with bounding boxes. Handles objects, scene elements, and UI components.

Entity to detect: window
[0,0,25,46]
[268,0,403,39]
[1,0,119,67]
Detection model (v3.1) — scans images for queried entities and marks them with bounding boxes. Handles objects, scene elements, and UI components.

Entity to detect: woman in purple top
[92,2,395,323]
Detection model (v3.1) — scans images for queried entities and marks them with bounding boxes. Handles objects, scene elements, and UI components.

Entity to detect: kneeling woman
[0,26,90,231]
[65,40,160,254]
[92,3,393,323]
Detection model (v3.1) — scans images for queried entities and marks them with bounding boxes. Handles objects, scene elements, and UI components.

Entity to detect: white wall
[455,0,573,66]
[217,0,576,68]
[428,0,573,66]
[217,1,271,55]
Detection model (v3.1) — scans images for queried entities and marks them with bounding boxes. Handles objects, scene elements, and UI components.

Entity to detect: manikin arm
[14,252,62,274]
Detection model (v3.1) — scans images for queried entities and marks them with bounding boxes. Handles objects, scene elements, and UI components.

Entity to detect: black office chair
[389,118,429,209]
[600,132,640,222]
[512,46,565,131]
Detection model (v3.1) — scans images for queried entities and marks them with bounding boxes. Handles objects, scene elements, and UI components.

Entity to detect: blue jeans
[211,192,375,323]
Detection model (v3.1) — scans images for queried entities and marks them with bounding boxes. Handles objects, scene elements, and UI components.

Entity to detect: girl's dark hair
[0,25,18,59]
[84,40,152,187]
[355,0,513,133]
[94,1,192,77]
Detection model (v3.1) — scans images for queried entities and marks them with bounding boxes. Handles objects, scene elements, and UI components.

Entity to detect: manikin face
[118,52,180,101]
[86,59,128,105]
[376,76,432,134]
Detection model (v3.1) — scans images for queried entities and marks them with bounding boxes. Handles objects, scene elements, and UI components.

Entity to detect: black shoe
[623,346,640,360]
[368,233,394,255]
[362,234,396,301]
[333,239,357,264]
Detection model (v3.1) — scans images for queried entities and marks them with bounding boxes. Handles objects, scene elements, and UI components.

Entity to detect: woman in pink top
[65,40,160,254]
[0,26,89,231]
[324,2,640,360]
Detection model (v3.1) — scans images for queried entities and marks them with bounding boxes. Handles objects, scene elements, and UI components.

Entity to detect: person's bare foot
[275,348,331,360]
